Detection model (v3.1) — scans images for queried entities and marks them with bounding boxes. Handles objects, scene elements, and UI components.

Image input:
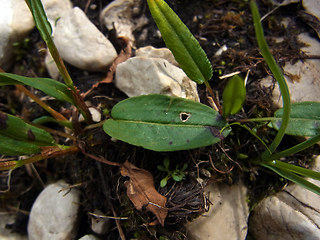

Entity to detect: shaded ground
[1,0,319,239]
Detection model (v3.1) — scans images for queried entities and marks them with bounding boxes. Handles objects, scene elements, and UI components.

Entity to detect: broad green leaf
[0,111,55,145]
[270,102,320,136]
[103,94,230,151]
[0,135,41,155]
[222,75,246,118]
[147,0,212,84]
[0,73,75,105]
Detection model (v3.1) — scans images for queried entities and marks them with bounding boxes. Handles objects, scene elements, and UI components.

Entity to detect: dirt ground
[1,0,319,239]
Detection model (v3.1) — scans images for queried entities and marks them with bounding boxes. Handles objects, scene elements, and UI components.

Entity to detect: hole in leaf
[180,112,191,122]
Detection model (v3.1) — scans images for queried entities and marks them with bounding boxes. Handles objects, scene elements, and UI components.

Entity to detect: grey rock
[115,56,199,101]
[100,0,148,46]
[90,210,110,235]
[0,214,28,240]
[45,50,61,80]
[186,181,249,240]
[302,0,320,30]
[42,0,73,27]
[28,180,80,240]
[250,156,320,240]
[0,0,35,70]
[53,7,117,71]
[260,33,320,107]
[136,46,179,66]
[78,235,100,240]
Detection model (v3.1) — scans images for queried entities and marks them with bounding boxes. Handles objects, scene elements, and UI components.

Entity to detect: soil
[0,0,319,239]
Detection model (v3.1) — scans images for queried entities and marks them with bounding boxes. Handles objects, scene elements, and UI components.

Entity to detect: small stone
[45,50,60,80]
[79,107,101,122]
[100,0,148,46]
[0,214,28,240]
[28,180,80,240]
[0,0,35,70]
[115,56,199,101]
[186,181,249,240]
[42,0,73,27]
[90,210,110,235]
[249,156,320,240]
[303,0,320,23]
[260,33,320,107]
[136,46,179,66]
[53,7,117,71]
[78,235,100,240]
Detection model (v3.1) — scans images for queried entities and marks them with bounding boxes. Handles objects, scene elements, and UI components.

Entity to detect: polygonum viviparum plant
[0,0,319,195]
[103,0,320,195]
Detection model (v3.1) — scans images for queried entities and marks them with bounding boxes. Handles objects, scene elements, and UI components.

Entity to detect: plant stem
[0,145,79,170]
[25,0,93,124]
[15,85,68,121]
[204,81,222,114]
[250,0,291,160]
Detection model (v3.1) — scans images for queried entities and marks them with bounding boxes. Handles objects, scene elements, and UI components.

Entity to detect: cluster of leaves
[0,0,320,230]
[157,158,188,187]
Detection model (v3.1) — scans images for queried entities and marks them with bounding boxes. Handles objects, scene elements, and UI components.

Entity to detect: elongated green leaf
[270,102,320,136]
[25,0,52,42]
[0,73,75,105]
[0,135,41,155]
[260,161,320,196]
[266,160,320,181]
[25,0,74,88]
[103,94,230,151]
[147,0,212,84]
[222,75,246,118]
[251,0,291,160]
[0,111,55,145]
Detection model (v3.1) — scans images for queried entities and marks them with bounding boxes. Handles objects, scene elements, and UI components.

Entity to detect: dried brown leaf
[120,160,168,226]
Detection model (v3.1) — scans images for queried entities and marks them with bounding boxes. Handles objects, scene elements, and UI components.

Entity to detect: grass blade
[0,73,75,104]
[260,161,320,195]
[250,0,291,159]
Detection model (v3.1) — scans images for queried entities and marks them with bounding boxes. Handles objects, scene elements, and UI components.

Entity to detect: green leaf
[147,0,212,84]
[103,94,230,151]
[172,174,184,182]
[157,165,167,172]
[163,158,170,169]
[222,75,246,118]
[160,178,168,188]
[0,135,41,155]
[25,0,52,42]
[0,73,75,105]
[261,161,320,196]
[181,163,188,171]
[0,111,55,145]
[266,160,320,181]
[25,0,74,88]
[250,0,291,160]
[270,102,320,136]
